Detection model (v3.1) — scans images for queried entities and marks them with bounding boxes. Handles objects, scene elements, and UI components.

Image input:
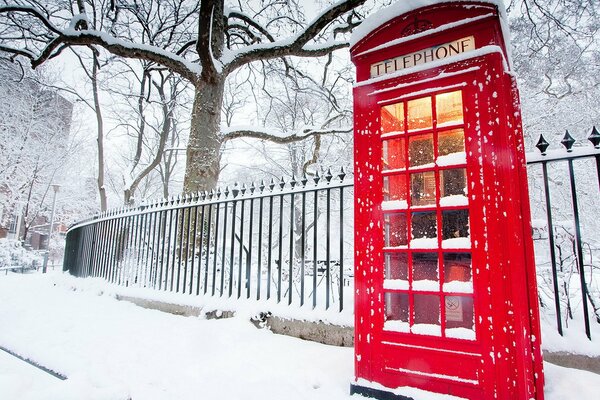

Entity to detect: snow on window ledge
[439,195,468,207]
[412,279,440,291]
[437,152,467,166]
[384,279,409,290]
[441,237,471,249]
[410,237,438,249]
[411,323,442,336]
[384,320,410,332]
[443,281,473,293]
[382,200,408,211]
[445,327,476,340]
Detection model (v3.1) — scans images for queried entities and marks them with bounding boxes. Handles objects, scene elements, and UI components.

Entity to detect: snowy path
[0,273,598,400]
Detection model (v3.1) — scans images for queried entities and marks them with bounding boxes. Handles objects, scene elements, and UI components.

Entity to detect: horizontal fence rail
[64,129,600,340]
[64,168,354,312]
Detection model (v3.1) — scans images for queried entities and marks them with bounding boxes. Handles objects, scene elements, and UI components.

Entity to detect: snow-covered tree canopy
[0,0,368,197]
[0,0,597,209]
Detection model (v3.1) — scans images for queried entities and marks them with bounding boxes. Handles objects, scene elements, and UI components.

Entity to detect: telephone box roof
[350,0,512,68]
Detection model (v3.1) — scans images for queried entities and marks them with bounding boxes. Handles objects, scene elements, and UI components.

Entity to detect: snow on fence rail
[64,129,600,340]
[64,168,354,312]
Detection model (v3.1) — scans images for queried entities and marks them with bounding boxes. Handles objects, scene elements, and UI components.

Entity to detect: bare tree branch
[221,126,351,144]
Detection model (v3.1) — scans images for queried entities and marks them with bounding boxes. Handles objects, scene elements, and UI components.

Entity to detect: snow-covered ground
[0,272,599,400]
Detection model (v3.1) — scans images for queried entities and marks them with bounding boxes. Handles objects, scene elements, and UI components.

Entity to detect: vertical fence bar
[190,204,199,294]
[197,203,206,295]
[237,197,246,299]
[164,207,174,291]
[567,159,591,339]
[204,202,213,295]
[288,190,295,305]
[277,192,284,303]
[257,191,264,300]
[212,202,221,296]
[183,205,192,293]
[176,204,185,292]
[541,161,562,335]
[339,185,345,312]
[229,199,237,297]
[150,209,160,288]
[326,186,331,310]
[247,196,255,299]
[300,189,306,306]
[154,208,167,290]
[267,189,274,300]
[133,211,145,286]
[220,201,229,295]
[109,215,119,283]
[313,187,318,309]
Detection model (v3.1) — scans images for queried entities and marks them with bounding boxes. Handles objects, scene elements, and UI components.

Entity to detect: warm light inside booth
[380,90,474,339]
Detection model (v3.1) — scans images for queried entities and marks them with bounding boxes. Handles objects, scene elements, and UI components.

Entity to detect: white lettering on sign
[370,36,476,78]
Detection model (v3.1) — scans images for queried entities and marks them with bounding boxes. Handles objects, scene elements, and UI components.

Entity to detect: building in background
[0,55,73,250]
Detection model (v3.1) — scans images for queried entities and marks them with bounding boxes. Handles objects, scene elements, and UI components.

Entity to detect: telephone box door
[373,70,485,398]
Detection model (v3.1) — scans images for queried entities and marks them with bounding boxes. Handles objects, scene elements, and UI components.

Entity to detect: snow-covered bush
[0,239,43,270]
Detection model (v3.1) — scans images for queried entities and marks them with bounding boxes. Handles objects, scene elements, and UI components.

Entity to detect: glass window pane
[383,138,406,170]
[410,171,436,207]
[443,253,472,283]
[407,97,432,130]
[408,134,434,167]
[383,174,407,202]
[438,128,465,156]
[381,102,404,134]
[441,168,467,198]
[445,295,474,331]
[436,91,463,126]
[385,292,409,331]
[442,210,470,240]
[411,211,437,244]
[414,294,440,326]
[384,213,408,247]
[385,253,408,280]
[412,252,439,283]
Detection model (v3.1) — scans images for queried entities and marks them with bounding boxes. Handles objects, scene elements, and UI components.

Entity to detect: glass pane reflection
[436,91,463,126]
[381,102,404,134]
[385,213,408,247]
[409,134,434,167]
[410,171,436,206]
[407,97,432,130]
[385,253,408,280]
[383,138,406,170]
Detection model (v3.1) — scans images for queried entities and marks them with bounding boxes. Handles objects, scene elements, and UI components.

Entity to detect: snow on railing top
[526,127,600,164]
[68,166,353,232]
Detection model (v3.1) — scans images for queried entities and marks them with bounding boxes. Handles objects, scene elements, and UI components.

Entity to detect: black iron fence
[526,127,600,340]
[64,168,354,311]
[64,129,600,340]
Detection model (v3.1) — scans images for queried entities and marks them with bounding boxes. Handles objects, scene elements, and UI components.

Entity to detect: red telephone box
[350,1,544,399]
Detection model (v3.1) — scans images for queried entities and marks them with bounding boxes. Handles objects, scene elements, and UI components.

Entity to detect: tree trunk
[92,55,108,211]
[183,79,224,193]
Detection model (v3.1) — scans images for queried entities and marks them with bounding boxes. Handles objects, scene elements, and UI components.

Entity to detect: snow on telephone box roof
[350,0,513,83]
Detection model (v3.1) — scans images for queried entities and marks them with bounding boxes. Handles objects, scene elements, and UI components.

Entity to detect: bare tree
[0,0,366,194]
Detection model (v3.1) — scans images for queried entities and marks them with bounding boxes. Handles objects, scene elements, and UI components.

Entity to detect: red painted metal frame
[351,2,544,399]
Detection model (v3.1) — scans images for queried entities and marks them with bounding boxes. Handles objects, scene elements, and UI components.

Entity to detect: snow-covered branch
[223,0,366,73]
[221,125,352,144]
[0,6,201,82]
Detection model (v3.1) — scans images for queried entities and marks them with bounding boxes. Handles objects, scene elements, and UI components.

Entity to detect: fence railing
[64,168,354,312]
[64,129,600,340]
[526,127,600,340]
